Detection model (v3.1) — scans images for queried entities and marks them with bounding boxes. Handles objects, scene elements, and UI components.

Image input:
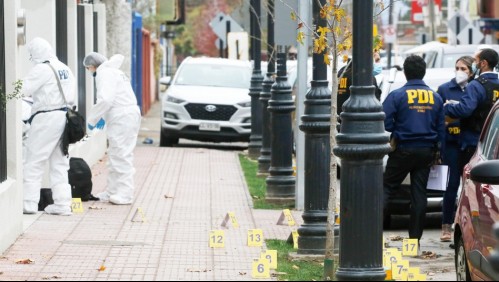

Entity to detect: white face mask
[455,70,469,84]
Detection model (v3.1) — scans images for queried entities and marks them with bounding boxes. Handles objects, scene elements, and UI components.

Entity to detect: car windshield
[174,64,251,89]
[442,53,471,68]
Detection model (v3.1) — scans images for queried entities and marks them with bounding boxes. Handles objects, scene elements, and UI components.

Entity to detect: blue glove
[95,118,106,130]
[88,123,95,130]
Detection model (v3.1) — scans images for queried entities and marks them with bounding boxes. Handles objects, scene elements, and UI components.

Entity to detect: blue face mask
[373,64,383,76]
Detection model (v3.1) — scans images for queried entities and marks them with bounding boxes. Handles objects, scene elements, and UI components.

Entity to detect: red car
[454,101,499,281]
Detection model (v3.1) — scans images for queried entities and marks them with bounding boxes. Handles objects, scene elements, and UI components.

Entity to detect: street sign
[457,24,484,44]
[209,13,243,43]
[448,13,470,35]
[384,25,396,44]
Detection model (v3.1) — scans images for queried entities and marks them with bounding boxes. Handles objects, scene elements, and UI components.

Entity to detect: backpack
[461,77,499,132]
[68,157,98,201]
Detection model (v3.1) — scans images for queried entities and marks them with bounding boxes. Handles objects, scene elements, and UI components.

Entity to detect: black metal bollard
[334,0,391,280]
[266,48,295,204]
[248,0,263,159]
[258,0,275,175]
[296,0,331,254]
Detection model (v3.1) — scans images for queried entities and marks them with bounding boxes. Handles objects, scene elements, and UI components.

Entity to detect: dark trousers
[442,142,460,224]
[383,147,435,240]
[458,146,476,176]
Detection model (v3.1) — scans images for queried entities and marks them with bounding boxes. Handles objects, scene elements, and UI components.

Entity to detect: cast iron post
[297,0,331,254]
[266,48,295,204]
[334,1,391,280]
[248,0,264,159]
[258,0,275,175]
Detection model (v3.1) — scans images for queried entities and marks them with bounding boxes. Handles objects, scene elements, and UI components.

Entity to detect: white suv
[159,57,252,146]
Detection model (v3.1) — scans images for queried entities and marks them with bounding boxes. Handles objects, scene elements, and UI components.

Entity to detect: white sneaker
[23,201,38,214]
[109,195,133,205]
[96,191,110,202]
[44,204,72,216]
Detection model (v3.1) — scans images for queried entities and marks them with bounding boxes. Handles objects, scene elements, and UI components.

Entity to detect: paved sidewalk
[0,146,299,281]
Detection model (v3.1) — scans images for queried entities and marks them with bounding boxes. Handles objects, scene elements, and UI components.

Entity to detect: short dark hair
[403,55,426,80]
[478,48,499,71]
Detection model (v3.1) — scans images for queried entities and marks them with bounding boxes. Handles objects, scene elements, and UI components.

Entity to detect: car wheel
[455,237,471,281]
[160,131,179,147]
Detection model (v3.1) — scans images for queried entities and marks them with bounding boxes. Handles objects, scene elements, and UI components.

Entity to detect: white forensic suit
[88,54,141,205]
[22,37,75,215]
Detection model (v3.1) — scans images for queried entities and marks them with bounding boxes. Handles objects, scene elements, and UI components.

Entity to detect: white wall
[0,0,24,253]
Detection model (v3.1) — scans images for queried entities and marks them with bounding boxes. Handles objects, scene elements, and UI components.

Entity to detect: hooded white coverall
[22,37,75,215]
[87,54,141,205]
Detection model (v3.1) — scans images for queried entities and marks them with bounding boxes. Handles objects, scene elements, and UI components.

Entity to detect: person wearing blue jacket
[383,55,446,241]
[437,56,474,242]
[445,48,499,174]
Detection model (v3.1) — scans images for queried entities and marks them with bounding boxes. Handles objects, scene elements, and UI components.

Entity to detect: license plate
[199,123,221,131]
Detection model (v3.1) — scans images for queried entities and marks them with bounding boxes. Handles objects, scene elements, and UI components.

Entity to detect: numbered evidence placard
[261,250,277,269]
[391,260,409,281]
[71,198,84,213]
[209,230,225,248]
[252,258,270,279]
[383,248,402,269]
[247,229,264,247]
[276,209,296,226]
[221,212,239,228]
[402,239,419,257]
[292,230,299,249]
[407,267,427,281]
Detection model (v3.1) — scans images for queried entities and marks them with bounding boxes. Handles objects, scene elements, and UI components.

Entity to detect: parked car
[403,41,499,69]
[159,57,252,146]
[454,101,499,281]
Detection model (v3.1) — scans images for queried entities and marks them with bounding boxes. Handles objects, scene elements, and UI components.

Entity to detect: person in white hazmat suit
[83,52,141,205]
[22,37,75,215]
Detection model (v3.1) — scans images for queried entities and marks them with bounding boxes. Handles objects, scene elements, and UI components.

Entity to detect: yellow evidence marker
[292,230,299,249]
[276,209,296,226]
[252,258,270,279]
[71,198,84,213]
[247,229,264,247]
[209,230,225,248]
[261,250,277,269]
[403,239,419,257]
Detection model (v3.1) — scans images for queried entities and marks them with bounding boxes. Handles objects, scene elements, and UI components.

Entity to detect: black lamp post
[248,0,264,159]
[258,0,274,175]
[265,48,295,204]
[297,0,331,254]
[334,0,391,280]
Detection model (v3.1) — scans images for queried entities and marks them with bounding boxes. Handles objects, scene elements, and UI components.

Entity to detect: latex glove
[88,123,95,130]
[95,118,106,130]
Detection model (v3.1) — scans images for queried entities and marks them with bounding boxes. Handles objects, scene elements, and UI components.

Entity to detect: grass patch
[266,239,324,281]
[238,154,291,210]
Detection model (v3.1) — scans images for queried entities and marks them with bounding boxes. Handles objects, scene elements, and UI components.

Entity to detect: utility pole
[387,0,393,69]
[429,0,437,41]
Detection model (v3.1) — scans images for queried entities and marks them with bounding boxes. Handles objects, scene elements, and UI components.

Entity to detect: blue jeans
[442,142,460,225]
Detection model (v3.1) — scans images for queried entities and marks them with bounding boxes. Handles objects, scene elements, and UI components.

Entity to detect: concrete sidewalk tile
[0,144,282,281]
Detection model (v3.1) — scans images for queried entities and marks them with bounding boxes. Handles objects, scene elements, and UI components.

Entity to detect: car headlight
[166,96,185,104]
[238,101,252,107]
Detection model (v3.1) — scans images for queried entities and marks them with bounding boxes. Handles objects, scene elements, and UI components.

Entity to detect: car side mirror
[470,160,499,185]
[160,76,172,86]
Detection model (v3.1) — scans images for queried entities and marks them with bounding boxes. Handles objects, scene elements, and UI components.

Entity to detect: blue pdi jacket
[444,72,499,149]
[383,80,446,151]
[437,79,465,144]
